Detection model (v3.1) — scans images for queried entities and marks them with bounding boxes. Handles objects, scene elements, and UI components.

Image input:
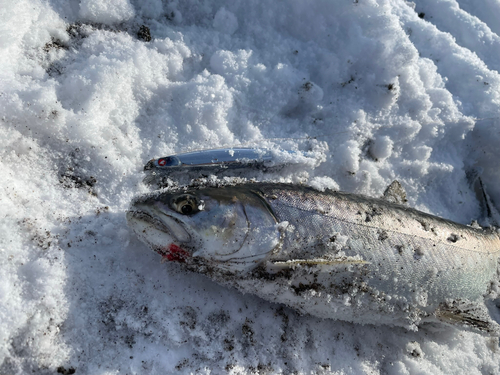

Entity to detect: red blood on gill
[162,243,190,263]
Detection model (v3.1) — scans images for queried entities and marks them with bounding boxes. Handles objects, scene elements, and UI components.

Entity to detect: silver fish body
[127,183,500,334]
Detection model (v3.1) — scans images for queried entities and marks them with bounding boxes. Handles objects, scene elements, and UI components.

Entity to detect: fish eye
[171,194,201,215]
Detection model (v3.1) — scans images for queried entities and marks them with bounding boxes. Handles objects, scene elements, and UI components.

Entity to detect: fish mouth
[126,210,192,262]
[126,209,191,243]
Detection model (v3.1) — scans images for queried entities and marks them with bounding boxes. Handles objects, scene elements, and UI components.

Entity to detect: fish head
[127,186,281,272]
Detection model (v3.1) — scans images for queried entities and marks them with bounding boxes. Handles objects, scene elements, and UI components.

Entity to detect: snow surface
[1,0,500,373]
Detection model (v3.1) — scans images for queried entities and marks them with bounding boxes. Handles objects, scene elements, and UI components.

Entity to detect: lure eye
[171,194,202,215]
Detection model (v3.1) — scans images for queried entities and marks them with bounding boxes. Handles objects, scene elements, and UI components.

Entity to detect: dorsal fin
[382,180,408,205]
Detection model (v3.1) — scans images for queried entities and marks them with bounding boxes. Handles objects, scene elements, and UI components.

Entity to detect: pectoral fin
[435,300,500,336]
[270,258,369,268]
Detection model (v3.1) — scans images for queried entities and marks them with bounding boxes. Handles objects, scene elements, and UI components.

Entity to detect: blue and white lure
[144,148,274,171]
[143,147,317,187]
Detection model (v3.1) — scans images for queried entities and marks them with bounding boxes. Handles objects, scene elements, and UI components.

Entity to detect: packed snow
[1,0,500,373]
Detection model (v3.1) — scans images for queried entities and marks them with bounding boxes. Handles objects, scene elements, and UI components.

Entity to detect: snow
[79,0,136,24]
[1,0,500,373]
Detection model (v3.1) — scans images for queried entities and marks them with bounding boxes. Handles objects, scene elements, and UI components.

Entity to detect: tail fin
[467,169,500,227]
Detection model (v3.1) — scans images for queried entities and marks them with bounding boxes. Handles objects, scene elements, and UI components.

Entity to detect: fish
[126,182,500,335]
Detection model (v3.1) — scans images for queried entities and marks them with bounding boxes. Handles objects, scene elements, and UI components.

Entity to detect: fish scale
[260,184,499,303]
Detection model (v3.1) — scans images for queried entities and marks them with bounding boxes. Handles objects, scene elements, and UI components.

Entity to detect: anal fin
[435,300,500,336]
[270,258,369,268]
